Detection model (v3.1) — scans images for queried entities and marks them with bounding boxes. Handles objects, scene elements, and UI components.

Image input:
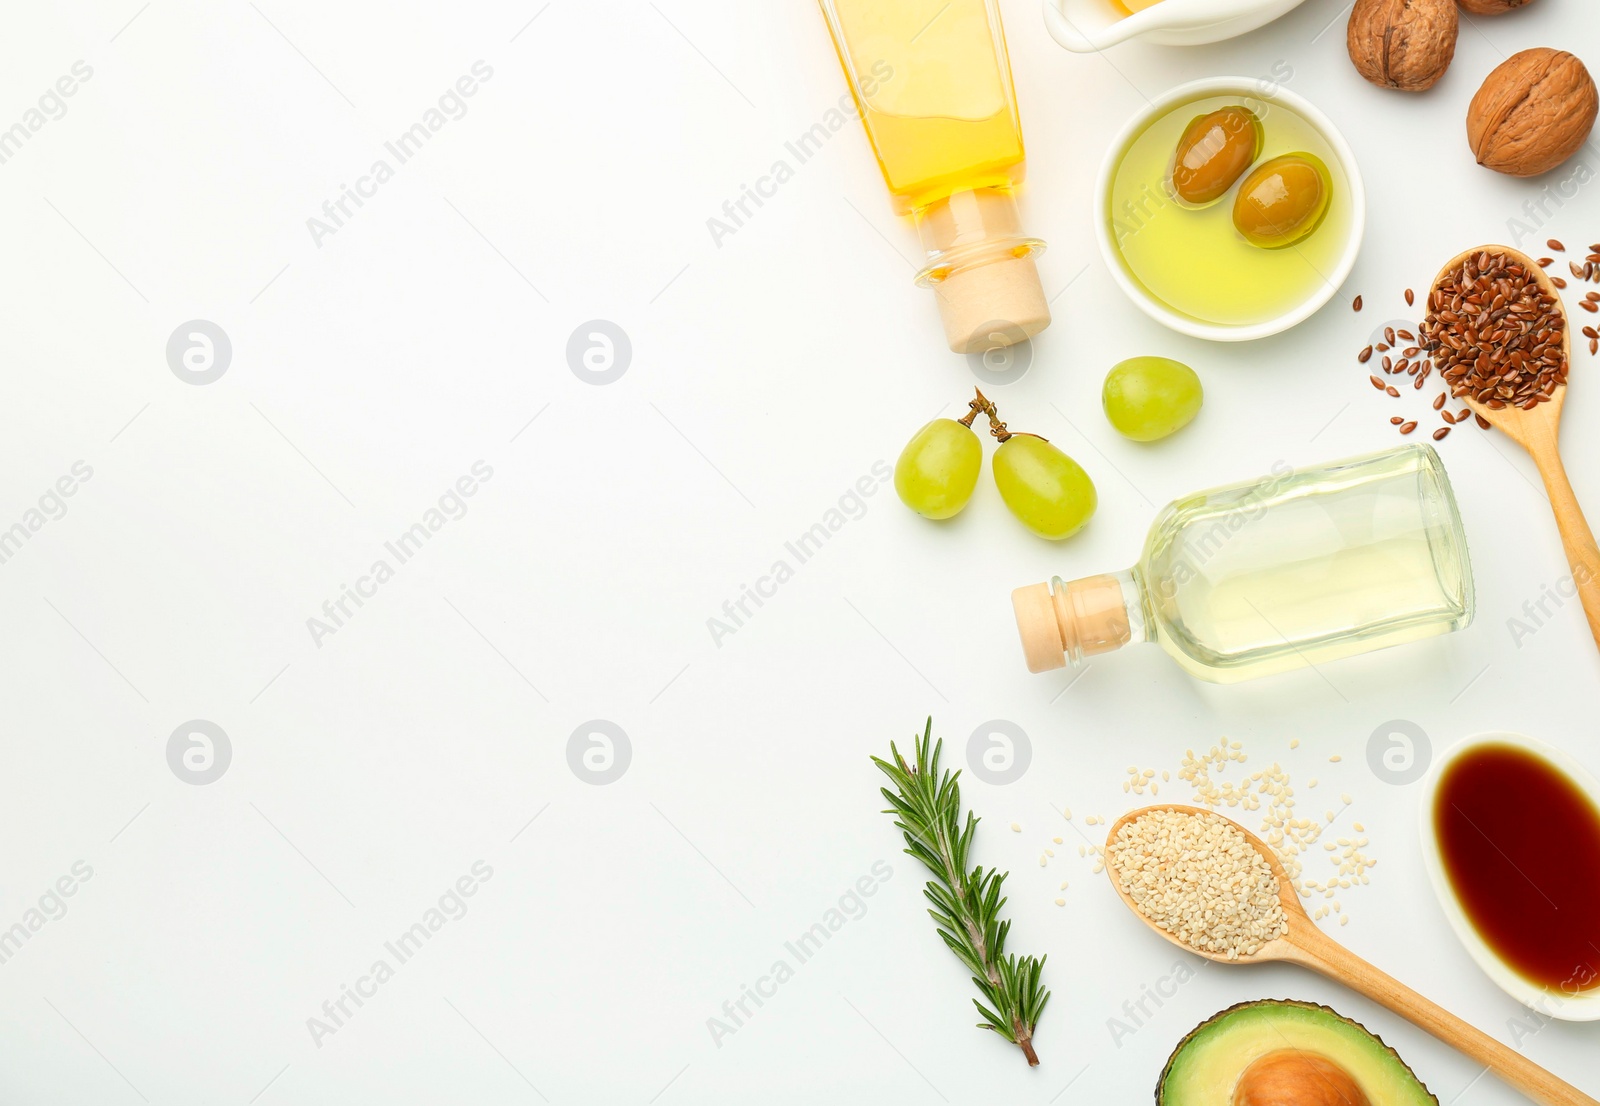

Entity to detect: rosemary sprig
[872,718,1050,1067]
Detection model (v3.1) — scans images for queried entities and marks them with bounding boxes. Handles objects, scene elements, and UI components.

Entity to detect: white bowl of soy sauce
[1419,731,1600,1020]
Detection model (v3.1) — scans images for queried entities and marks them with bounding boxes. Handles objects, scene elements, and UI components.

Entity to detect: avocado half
[1157,999,1437,1106]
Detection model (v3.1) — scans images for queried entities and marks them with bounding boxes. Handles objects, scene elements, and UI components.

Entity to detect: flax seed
[1399,421,1417,434]
[1353,295,1363,311]
[1358,345,1373,362]
[1549,239,1565,252]
[1405,288,1415,306]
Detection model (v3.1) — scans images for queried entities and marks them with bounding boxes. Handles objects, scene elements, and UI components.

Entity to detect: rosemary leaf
[872,718,1050,1066]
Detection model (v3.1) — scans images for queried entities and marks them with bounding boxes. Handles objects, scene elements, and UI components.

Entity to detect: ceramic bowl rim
[1417,729,1600,1021]
[1093,76,1366,342]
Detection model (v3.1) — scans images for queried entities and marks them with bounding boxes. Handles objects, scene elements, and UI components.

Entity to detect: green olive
[1231,153,1332,249]
[1169,106,1263,207]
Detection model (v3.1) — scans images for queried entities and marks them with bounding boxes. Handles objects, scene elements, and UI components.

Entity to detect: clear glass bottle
[817,0,1049,354]
[1012,445,1475,683]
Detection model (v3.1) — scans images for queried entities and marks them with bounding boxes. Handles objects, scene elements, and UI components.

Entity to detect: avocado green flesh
[1157,1000,1437,1105]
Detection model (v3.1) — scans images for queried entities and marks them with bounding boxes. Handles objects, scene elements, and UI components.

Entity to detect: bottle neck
[911,186,1043,287]
[1012,570,1148,673]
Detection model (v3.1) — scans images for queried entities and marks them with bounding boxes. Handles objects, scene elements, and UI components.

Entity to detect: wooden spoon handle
[1528,445,1600,651]
[1289,930,1598,1106]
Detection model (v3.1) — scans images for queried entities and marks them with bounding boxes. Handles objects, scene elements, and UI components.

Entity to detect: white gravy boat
[1043,0,1314,50]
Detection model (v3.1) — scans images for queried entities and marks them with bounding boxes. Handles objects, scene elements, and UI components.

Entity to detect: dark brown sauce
[1434,743,1600,994]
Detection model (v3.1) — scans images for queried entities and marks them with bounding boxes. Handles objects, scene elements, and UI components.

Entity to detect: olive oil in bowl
[1099,81,1361,336]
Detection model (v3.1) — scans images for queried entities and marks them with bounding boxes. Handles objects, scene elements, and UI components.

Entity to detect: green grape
[992,434,1096,540]
[895,418,982,519]
[1102,356,1203,442]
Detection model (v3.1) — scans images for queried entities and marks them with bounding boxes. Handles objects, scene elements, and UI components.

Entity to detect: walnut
[1347,0,1458,92]
[1468,49,1598,177]
[1457,0,1532,13]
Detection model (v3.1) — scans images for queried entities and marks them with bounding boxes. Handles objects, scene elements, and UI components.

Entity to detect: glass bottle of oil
[1012,445,1475,683]
[817,0,1049,353]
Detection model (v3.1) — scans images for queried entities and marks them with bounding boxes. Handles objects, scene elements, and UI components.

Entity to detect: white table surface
[2,1,1598,1102]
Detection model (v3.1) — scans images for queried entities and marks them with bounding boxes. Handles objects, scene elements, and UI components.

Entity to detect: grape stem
[963,387,1045,444]
[958,388,991,429]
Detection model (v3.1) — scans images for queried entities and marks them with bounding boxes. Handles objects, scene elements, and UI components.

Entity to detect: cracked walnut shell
[1468,49,1598,177]
[1347,0,1458,92]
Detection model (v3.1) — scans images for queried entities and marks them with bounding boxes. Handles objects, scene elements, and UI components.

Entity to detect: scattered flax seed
[1475,413,1491,429]
[1432,392,1446,410]
[1108,809,1288,959]
[1553,276,1568,289]
[1359,345,1373,363]
[1549,239,1565,252]
[1386,386,1401,398]
[1405,288,1415,306]
[1399,420,1417,434]
[1539,257,1554,268]
[1353,295,1363,311]
[1433,427,1451,441]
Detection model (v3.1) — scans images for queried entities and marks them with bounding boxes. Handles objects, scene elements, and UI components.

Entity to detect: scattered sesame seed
[1055,898,1066,907]
[1329,755,1342,763]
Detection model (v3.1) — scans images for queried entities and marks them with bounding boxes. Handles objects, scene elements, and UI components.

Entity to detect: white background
[1,0,1597,1103]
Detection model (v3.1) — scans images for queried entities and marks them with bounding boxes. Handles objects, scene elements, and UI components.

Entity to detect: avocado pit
[1233,1050,1373,1106]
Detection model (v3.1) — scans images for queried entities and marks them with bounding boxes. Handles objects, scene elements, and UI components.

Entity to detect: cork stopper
[932,256,1052,355]
[1012,575,1135,673]
[913,186,1049,355]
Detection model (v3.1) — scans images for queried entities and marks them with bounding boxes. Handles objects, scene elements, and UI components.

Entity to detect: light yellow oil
[821,0,1025,213]
[1107,93,1352,327]
[1140,447,1473,682]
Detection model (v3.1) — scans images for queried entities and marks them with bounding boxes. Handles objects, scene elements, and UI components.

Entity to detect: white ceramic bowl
[1045,0,1313,50]
[1093,77,1366,342]
[1418,731,1600,1021]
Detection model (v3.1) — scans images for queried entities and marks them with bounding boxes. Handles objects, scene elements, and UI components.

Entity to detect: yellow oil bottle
[818,0,1049,353]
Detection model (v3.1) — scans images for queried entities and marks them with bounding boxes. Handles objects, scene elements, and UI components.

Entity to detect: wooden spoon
[1105,805,1598,1106]
[1431,245,1600,651]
